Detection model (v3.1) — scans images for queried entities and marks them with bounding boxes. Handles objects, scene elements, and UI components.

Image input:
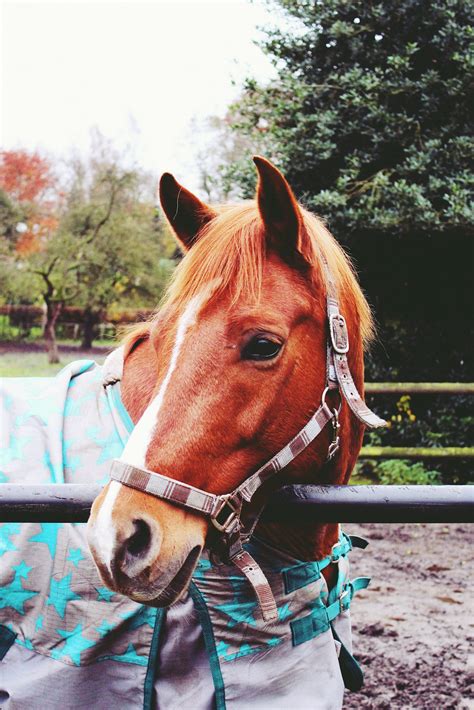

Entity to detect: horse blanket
[0,351,368,709]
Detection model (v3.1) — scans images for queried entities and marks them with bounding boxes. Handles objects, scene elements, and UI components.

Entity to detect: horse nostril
[115,516,162,579]
[125,519,152,559]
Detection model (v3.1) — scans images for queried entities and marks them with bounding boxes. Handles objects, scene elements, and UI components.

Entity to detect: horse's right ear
[159,173,216,251]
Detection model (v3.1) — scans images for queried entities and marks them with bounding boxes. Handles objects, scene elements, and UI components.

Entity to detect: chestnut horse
[87,156,382,707]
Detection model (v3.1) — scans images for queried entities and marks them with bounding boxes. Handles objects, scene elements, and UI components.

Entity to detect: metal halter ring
[321,386,342,416]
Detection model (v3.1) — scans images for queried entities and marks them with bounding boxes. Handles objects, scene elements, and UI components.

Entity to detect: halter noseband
[109,264,385,621]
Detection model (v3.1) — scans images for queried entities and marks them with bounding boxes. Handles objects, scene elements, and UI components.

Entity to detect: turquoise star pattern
[217,637,283,662]
[0,523,20,557]
[46,573,81,618]
[96,587,115,602]
[122,605,156,630]
[215,598,259,628]
[42,450,63,484]
[0,432,31,468]
[86,426,124,465]
[52,624,95,666]
[64,390,94,418]
[277,602,292,622]
[15,393,59,427]
[97,643,147,666]
[0,566,38,614]
[35,615,44,630]
[13,561,31,579]
[62,439,82,477]
[29,523,63,558]
[67,548,85,568]
[0,471,9,483]
[95,619,117,637]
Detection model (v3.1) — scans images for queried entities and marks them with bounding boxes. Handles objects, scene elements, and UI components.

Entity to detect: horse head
[87,157,373,606]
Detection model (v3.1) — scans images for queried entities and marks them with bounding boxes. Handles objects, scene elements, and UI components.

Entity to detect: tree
[26,150,173,360]
[0,150,58,254]
[216,0,474,483]
[221,0,473,238]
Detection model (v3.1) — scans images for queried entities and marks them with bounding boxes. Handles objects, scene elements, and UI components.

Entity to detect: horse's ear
[159,173,216,251]
[253,156,311,267]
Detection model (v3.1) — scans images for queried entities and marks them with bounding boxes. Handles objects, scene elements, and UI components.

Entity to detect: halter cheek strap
[109,268,386,622]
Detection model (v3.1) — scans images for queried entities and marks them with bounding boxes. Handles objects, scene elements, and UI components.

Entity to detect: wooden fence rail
[361,382,473,461]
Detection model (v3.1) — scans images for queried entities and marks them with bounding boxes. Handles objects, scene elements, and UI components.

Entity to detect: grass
[0,350,107,377]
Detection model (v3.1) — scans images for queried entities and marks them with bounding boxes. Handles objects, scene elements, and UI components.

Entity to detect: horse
[0,157,384,709]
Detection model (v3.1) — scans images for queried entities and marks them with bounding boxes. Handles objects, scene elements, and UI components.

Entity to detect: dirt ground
[343,522,474,710]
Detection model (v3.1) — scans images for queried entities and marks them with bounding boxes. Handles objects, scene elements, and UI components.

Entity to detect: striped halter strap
[110,264,385,621]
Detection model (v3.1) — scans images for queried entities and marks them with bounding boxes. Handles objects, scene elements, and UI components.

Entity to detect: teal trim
[110,383,134,434]
[0,623,17,659]
[291,577,370,647]
[189,583,226,710]
[283,532,354,594]
[283,559,326,594]
[143,609,165,710]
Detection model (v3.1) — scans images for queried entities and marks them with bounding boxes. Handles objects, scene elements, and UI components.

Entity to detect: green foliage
[376,459,441,485]
[220,0,473,238]
[351,457,441,485]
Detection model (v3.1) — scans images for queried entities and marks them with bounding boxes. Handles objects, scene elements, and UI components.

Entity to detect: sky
[1,0,276,192]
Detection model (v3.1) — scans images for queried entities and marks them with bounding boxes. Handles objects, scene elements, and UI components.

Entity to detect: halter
[110,263,385,621]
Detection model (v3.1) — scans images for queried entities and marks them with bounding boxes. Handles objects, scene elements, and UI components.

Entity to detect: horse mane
[125,202,374,347]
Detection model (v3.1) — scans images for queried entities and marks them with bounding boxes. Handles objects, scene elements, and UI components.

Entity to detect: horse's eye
[241,336,282,361]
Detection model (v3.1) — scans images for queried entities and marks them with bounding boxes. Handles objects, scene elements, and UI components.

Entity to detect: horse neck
[120,334,362,566]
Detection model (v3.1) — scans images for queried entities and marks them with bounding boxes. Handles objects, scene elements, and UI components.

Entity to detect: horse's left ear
[253,156,311,267]
[159,173,216,251]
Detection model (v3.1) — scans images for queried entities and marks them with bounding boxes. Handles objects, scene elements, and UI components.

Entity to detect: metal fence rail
[0,484,472,524]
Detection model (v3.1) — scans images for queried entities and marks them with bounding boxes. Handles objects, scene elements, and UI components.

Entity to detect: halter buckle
[211,496,241,534]
[329,313,349,354]
[339,587,351,614]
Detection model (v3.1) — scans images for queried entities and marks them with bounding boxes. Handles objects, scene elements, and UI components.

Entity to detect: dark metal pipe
[263,485,474,523]
[0,484,472,524]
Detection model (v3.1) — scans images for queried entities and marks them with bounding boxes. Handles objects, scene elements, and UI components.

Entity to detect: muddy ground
[343,522,473,709]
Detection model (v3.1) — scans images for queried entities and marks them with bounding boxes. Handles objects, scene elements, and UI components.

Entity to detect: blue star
[277,602,292,622]
[63,440,82,477]
[97,643,147,666]
[122,605,156,630]
[0,471,9,483]
[64,391,94,418]
[15,394,59,427]
[0,433,31,467]
[13,561,31,579]
[35,615,44,631]
[0,566,39,614]
[95,619,116,637]
[86,426,124,465]
[215,598,259,628]
[52,624,95,666]
[0,523,20,557]
[46,573,81,618]
[42,450,63,484]
[96,587,115,602]
[29,523,63,558]
[67,548,85,568]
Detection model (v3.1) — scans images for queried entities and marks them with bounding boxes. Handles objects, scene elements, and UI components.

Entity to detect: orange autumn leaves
[0,149,60,254]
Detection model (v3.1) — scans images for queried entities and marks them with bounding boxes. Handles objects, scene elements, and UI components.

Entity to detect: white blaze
[120,292,205,467]
[92,289,211,570]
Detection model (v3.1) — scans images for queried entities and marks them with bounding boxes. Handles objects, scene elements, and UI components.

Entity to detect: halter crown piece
[110,262,386,621]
